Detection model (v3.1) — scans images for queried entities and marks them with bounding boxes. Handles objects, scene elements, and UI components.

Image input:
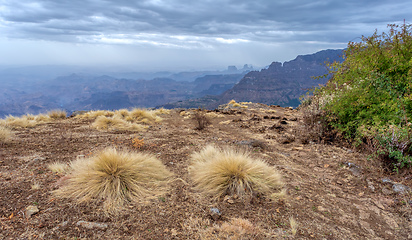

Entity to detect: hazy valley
[0,49,342,118]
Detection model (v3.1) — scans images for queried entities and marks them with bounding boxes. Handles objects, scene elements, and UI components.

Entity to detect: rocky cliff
[218,49,343,107]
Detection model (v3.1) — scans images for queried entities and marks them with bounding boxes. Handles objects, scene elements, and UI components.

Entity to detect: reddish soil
[1,103,411,239]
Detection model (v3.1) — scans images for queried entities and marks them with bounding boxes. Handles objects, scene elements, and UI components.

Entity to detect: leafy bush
[307,22,412,171]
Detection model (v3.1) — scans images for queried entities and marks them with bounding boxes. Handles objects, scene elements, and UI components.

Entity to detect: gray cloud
[0,0,410,69]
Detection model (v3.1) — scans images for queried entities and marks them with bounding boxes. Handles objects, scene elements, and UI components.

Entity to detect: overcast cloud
[0,0,410,70]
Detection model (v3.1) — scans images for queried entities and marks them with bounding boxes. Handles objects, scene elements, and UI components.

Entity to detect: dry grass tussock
[189,145,283,199]
[47,109,67,119]
[75,110,114,119]
[47,162,69,174]
[53,148,173,214]
[77,108,169,131]
[92,116,145,131]
[0,110,67,129]
[0,125,13,143]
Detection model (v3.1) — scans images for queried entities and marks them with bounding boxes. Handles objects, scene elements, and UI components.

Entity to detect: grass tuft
[189,145,283,199]
[290,217,298,236]
[92,116,144,131]
[48,110,67,119]
[48,162,69,174]
[0,125,13,143]
[53,148,172,214]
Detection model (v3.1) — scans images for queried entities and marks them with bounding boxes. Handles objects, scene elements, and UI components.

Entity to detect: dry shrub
[48,109,67,119]
[188,145,283,199]
[0,126,13,143]
[92,116,144,131]
[193,111,211,130]
[53,148,172,214]
[219,218,259,238]
[297,94,334,143]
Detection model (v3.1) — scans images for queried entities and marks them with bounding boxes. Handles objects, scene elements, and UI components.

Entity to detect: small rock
[343,162,361,176]
[76,221,108,230]
[366,179,375,192]
[382,187,394,195]
[25,205,39,218]
[382,178,393,184]
[392,184,410,194]
[317,206,327,212]
[279,120,287,125]
[210,208,221,221]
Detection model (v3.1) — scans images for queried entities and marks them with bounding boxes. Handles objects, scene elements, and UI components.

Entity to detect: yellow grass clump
[1,115,39,128]
[47,109,67,119]
[53,148,173,214]
[0,125,13,143]
[126,108,162,123]
[48,162,69,174]
[75,110,115,119]
[78,108,168,131]
[1,111,67,129]
[188,145,283,199]
[290,217,298,236]
[92,115,145,131]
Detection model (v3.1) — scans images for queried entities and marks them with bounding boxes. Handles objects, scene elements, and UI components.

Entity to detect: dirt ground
[1,103,411,239]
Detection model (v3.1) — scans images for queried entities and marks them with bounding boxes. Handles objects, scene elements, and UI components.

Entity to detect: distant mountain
[0,70,245,117]
[161,49,344,109]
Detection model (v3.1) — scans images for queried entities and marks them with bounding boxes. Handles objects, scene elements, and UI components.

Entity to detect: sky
[0,0,410,71]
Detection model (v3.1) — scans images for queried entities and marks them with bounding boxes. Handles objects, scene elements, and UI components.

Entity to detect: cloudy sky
[0,0,410,71]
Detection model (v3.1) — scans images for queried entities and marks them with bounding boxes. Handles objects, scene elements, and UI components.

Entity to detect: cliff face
[218,49,343,107]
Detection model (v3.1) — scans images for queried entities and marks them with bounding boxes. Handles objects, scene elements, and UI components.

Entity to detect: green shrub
[307,22,412,171]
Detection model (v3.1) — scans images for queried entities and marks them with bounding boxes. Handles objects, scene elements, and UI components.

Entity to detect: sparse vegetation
[47,162,69,174]
[92,115,145,131]
[0,110,68,129]
[290,217,298,236]
[53,148,173,214]
[76,108,168,131]
[193,110,211,130]
[47,110,67,119]
[183,217,261,239]
[0,125,13,143]
[188,145,283,199]
[303,22,412,171]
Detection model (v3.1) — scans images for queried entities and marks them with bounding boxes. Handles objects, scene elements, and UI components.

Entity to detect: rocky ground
[1,103,411,239]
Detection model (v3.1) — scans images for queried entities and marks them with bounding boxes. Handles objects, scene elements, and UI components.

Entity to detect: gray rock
[76,221,108,229]
[343,162,361,176]
[382,187,394,195]
[210,208,221,221]
[366,179,375,192]
[392,184,410,194]
[382,178,393,184]
[25,205,39,218]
